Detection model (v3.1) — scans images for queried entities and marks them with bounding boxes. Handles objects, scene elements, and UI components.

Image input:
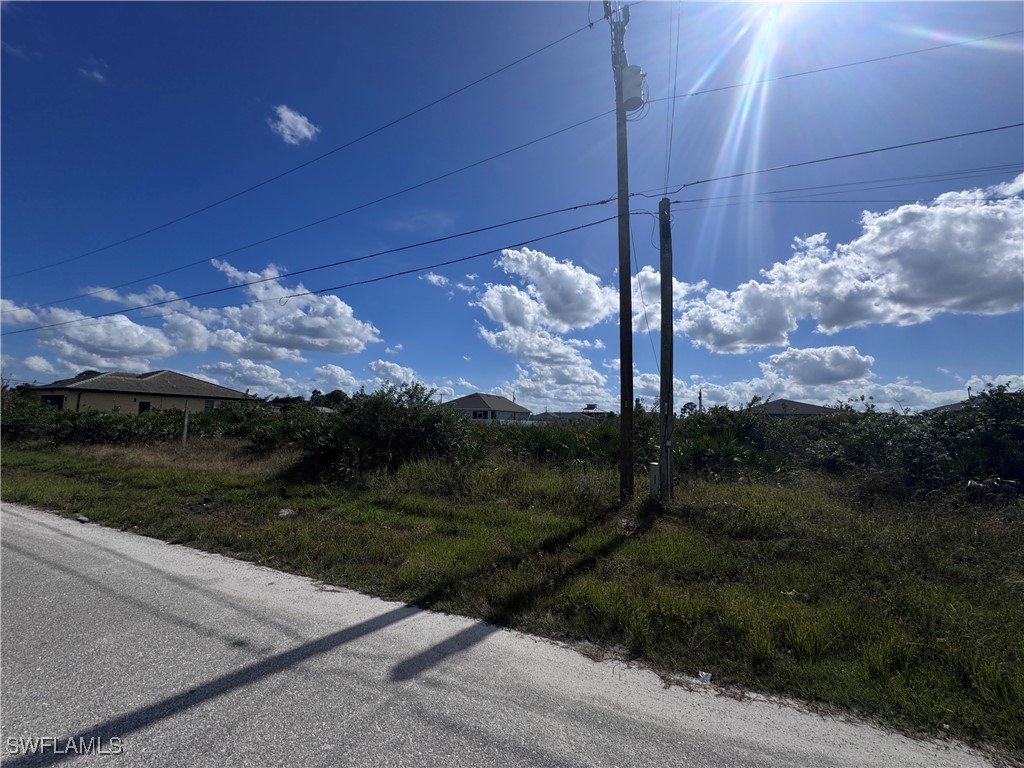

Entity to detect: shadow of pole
[4,604,419,768]
[4,501,652,764]
[3,542,279,656]
[388,512,645,682]
[4,506,305,641]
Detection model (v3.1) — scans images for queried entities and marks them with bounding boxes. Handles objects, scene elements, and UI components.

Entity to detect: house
[750,398,829,417]
[921,400,971,415]
[529,404,615,423]
[444,393,531,422]
[31,370,250,414]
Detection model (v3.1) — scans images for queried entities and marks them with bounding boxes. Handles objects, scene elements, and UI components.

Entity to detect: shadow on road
[390,512,638,681]
[3,542,280,656]
[4,506,305,641]
[3,603,420,768]
[3,502,650,765]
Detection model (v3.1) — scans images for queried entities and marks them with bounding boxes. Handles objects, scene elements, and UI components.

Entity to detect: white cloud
[210,260,380,359]
[368,359,419,387]
[33,259,380,369]
[267,105,320,145]
[765,346,874,385]
[964,373,1024,394]
[421,272,450,287]
[0,299,38,325]
[470,247,622,411]
[196,359,301,398]
[2,41,31,61]
[364,359,453,398]
[384,343,403,354]
[456,378,475,390]
[34,309,174,372]
[22,356,56,375]
[313,364,361,393]
[631,265,707,333]
[494,247,617,333]
[78,56,108,83]
[476,284,545,330]
[678,176,1024,353]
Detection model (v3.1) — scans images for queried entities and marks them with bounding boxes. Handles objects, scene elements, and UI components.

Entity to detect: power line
[21,158,1015,318]
[646,29,1023,110]
[655,163,1023,202]
[657,164,1024,206]
[5,142,1019,332]
[270,215,619,302]
[668,196,1021,209]
[14,195,614,313]
[12,108,614,309]
[2,216,618,337]
[2,20,595,280]
[11,160,1014,316]
[662,1,682,193]
[630,223,659,375]
[639,123,1024,198]
[8,26,1017,287]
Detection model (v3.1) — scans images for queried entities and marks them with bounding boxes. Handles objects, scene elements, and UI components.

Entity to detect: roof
[750,398,828,416]
[444,393,531,414]
[33,370,249,400]
[529,406,614,422]
[921,400,972,415]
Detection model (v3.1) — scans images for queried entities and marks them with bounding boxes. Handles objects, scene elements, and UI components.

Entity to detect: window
[204,399,214,411]
[472,410,488,419]
[40,395,64,411]
[138,401,151,414]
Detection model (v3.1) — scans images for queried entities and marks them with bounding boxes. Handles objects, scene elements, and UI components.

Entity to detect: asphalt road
[0,503,992,767]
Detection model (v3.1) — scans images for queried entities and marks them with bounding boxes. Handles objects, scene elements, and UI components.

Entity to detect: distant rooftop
[34,370,249,400]
[750,398,828,416]
[444,393,531,414]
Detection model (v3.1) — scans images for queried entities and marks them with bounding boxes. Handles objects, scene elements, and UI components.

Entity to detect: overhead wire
[662,0,682,193]
[11,159,1015,318]
[4,130,1019,333]
[8,26,1019,291]
[3,19,597,280]
[639,123,1024,198]
[3,216,619,337]
[630,223,659,375]
[16,194,616,312]
[645,29,1024,109]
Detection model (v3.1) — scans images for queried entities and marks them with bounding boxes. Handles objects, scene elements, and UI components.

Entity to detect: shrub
[291,383,478,484]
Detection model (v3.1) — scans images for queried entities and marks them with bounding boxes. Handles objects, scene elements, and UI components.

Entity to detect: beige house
[444,393,531,422]
[32,370,250,414]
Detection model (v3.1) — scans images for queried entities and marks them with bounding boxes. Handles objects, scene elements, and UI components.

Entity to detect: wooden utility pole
[606,0,634,500]
[658,197,674,499]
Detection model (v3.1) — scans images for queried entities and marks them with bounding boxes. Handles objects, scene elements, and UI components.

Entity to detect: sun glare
[685,3,796,273]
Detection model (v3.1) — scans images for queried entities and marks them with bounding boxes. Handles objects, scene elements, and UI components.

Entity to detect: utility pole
[658,197,674,499]
[605,0,641,501]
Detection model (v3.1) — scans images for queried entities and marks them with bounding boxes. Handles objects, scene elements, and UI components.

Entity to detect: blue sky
[2,1,1022,413]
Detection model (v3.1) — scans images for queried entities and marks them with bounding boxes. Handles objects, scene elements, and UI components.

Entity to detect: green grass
[2,440,1022,760]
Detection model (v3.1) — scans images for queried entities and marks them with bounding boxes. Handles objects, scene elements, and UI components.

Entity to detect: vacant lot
[2,437,1021,760]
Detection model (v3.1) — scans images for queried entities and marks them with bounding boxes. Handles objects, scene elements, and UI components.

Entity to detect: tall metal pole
[658,197,674,500]
[606,0,634,500]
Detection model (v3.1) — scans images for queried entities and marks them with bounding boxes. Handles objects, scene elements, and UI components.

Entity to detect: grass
[2,439,1022,761]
